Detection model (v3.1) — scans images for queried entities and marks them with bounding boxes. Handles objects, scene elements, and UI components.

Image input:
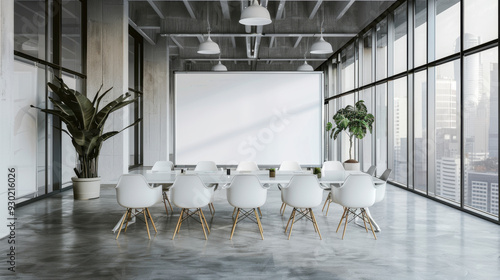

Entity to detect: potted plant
[31,77,141,200]
[326,100,374,171]
[268,168,276,178]
[313,167,321,178]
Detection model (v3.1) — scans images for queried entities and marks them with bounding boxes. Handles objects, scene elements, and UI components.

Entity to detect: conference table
[112,169,386,232]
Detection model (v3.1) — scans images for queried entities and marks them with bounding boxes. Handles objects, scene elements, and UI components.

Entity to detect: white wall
[0,0,14,239]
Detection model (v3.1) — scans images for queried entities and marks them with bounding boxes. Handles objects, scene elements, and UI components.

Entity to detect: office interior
[0,0,499,278]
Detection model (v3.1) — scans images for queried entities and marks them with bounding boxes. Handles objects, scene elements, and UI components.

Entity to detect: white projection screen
[175,72,323,166]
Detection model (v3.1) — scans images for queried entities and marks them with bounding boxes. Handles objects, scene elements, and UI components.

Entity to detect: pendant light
[297,61,314,71]
[198,5,220,55]
[239,0,272,26]
[212,57,227,71]
[310,8,333,55]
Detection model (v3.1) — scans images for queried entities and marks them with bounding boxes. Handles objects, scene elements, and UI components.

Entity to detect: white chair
[194,161,218,215]
[226,175,268,240]
[236,161,260,172]
[332,174,377,240]
[194,161,218,172]
[321,161,345,215]
[281,175,324,240]
[115,174,162,240]
[152,161,174,214]
[278,161,302,215]
[170,174,214,240]
[365,165,377,176]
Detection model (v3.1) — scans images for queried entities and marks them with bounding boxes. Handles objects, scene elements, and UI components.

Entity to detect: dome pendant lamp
[212,57,227,71]
[297,61,314,71]
[198,31,220,54]
[239,0,272,26]
[310,32,333,54]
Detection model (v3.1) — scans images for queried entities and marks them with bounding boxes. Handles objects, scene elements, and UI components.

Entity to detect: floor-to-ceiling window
[14,0,86,202]
[128,27,143,168]
[324,0,499,223]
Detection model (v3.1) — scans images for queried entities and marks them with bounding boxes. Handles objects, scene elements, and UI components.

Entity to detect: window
[464,0,498,49]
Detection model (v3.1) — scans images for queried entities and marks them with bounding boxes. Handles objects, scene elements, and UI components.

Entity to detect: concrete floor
[2,184,500,279]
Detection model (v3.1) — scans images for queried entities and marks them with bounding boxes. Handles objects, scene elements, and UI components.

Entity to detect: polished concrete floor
[2,183,500,279]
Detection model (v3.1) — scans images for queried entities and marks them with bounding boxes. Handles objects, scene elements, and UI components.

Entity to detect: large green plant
[31,77,141,178]
[326,100,374,161]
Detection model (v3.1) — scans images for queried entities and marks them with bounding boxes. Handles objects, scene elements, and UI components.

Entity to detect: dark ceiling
[129,0,397,71]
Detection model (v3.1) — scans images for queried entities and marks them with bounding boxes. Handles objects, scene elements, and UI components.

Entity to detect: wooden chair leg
[336,207,347,232]
[310,208,322,240]
[322,192,331,211]
[287,208,297,240]
[198,209,208,240]
[341,208,350,240]
[115,209,130,240]
[162,192,170,214]
[200,208,210,233]
[363,208,377,240]
[146,208,157,233]
[172,209,184,240]
[124,209,133,232]
[285,208,296,233]
[254,208,264,240]
[230,208,240,240]
[143,208,151,240]
[325,200,332,216]
[257,207,262,218]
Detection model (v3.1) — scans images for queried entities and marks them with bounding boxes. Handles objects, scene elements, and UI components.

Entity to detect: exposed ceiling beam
[181,58,327,62]
[129,19,156,45]
[137,26,161,30]
[182,0,196,19]
[276,0,286,20]
[220,0,230,19]
[337,0,356,20]
[170,36,184,49]
[161,33,357,38]
[293,36,302,48]
[147,0,165,19]
[309,0,324,19]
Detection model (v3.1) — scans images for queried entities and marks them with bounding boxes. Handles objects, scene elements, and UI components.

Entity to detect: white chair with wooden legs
[332,174,377,240]
[281,175,324,240]
[170,174,213,240]
[194,161,219,215]
[236,161,260,172]
[321,161,345,216]
[226,175,268,240]
[115,174,162,240]
[152,161,174,215]
[277,161,302,216]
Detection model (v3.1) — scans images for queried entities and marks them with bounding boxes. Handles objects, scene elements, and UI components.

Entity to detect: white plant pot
[343,162,360,171]
[72,177,101,200]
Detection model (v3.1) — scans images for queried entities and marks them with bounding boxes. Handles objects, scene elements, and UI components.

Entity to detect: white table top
[131,169,385,186]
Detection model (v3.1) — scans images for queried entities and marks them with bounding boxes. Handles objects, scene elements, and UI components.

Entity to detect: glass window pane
[376,18,388,81]
[393,2,407,74]
[362,30,373,86]
[435,60,461,204]
[391,77,408,184]
[129,35,135,89]
[62,0,82,72]
[341,43,355,92]
[360,88,374,171]
[464,47,498,216]
[14,0,46,59]
[376,84,388,176]
[435,0,460,60]
[414,0,427,67]
[414,70,427,193]
[464,0,498,49]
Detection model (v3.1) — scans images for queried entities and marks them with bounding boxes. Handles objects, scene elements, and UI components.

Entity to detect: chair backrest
[322,161,344,172]
[194,161,218,171]
[379,169,392,182]
[170,174,213,208]
[365,165,377,176]
[116,174,162,208]
[322,170,345,181]
[336,174,376,208]
[236,161,260,171]
[375,169,392,203]
[282,175,323,208]
[152,161,174,171]
[278,161,302,171]
[227,175,267,208]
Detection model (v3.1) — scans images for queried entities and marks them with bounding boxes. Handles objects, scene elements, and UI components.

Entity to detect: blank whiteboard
[174,72,323,166]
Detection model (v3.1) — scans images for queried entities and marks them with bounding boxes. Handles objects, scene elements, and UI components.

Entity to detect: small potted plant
[269,168,276,178]
[313,167,321,178]
[31,77,141,200]
[326,100,374,171]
